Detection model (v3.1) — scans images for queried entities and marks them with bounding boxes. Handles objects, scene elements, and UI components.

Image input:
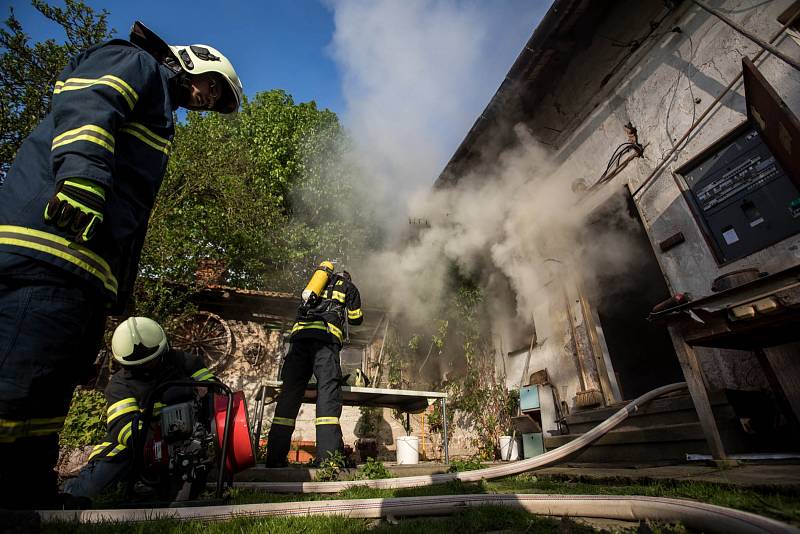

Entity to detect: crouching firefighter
[64,317,218,502]
[265,262,363,467]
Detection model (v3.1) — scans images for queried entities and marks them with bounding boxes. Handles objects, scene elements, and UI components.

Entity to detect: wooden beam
[668,325,728,460]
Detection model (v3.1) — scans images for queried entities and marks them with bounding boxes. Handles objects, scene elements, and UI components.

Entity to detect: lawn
[43,472,800,533]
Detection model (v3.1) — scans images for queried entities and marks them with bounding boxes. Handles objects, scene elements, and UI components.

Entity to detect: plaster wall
[540,0,798,392]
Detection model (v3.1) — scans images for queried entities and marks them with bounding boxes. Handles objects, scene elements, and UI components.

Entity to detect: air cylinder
[302,261,334,302]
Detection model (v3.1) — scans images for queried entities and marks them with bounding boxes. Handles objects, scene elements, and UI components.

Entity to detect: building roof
[435,0,675,187]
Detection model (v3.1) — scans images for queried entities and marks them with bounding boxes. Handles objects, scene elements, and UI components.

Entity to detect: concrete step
[544,423,711,464]
[562,393,737,435]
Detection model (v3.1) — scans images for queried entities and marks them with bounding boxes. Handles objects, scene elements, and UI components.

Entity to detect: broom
[565,293,603,408]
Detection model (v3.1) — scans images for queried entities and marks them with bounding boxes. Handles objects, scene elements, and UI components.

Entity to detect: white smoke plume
[324,1,647,338]
[326,0,548,215]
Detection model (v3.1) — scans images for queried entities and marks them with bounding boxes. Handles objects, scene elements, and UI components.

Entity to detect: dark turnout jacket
[88,350,215,462]
[0,38,178,310]
[290,274,363,345]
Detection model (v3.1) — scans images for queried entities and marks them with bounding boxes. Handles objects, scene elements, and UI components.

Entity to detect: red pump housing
[213,391,255,473]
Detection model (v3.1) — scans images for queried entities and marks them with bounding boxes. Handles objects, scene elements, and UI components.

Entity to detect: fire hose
[38,382,800,533]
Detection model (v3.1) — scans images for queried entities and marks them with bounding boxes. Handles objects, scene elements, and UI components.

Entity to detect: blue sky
[4,0,551,189]
[5,0,346,113]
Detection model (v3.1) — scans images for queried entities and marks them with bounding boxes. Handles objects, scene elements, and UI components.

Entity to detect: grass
[42,473,800,533]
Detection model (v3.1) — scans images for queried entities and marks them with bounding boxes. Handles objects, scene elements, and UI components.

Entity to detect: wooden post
[668,325,728,461]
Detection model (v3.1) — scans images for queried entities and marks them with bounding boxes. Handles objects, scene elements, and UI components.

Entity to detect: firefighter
[0,21,242,508]
[265,267,363,467]
[63,317,218,502]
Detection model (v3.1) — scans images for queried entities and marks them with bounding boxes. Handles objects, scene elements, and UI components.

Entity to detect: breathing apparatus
[302,261,335,304]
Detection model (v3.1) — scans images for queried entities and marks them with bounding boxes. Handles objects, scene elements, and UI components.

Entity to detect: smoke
[319,1,648,347]
[326,0,546,219]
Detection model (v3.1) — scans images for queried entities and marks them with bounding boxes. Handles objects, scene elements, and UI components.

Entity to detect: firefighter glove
[44,178,106,243]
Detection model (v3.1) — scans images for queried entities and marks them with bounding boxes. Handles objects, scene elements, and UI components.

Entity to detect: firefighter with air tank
[265,261,364,467]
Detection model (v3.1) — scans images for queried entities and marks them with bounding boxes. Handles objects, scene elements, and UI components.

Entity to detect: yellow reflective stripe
[120,123,171,155]
[332,290,346,303]
[54,75,138,109]
[52,124,115,154]
[315,417,340,425]
[327,323,343,340]
[291,321,343,341]
[107,397,139,424]
[272,417,295,427]
[191,368,214,381]
[347,308,363,320]
[152,402,166,416]
[0,225,117,294]
[88,441,113,461]
[292,321,328,333]
[118,421,134,446]
[106,443,127,457]
[0,416,66,441]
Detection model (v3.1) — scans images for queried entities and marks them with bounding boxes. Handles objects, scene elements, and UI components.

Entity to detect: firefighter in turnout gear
[0,21,242,508]
[265,264,363,467]
[64,317,217,502]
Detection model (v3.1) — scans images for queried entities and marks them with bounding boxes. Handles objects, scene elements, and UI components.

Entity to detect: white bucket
[499,435,520,461]
[396,435,420,465]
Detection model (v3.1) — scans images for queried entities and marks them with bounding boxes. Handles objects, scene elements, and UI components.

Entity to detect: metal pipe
[690,0,800,72]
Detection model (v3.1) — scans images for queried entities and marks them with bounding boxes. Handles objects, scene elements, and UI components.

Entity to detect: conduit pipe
[40,494,799,533]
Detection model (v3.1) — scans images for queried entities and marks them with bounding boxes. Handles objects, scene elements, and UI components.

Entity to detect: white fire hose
[39,382,800,533]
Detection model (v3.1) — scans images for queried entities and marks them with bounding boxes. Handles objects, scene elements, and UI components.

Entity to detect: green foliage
[59,387,106,449]
[355,406,381,438]
[446,456,484,473]
[314,449,346,482]
[138,89,381,318]
[351,457,391,480]
[0,0,113,174]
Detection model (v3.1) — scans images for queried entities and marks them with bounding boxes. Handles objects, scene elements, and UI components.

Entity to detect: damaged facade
[434,0,800,461]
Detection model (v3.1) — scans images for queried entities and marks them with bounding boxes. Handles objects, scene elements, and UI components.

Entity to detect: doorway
[583,191,684,400]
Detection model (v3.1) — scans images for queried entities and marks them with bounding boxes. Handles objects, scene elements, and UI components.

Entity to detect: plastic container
[396,435,420,464]
[499,435,520,461]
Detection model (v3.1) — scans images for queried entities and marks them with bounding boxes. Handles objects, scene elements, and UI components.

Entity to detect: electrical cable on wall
[632,8,800,199]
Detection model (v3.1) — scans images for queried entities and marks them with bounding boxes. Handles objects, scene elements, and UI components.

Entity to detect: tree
[0,0,113,176]
[136,89,380,315]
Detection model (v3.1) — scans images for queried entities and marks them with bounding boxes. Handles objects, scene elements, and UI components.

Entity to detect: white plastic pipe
[39,494,799,533]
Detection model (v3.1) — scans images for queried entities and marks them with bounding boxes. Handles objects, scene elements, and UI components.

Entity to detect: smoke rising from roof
[324,1,646,349]
[326,0,548,212]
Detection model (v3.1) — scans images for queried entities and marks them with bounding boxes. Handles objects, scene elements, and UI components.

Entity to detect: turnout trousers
[0,269,106,508]
[265,339,343,466]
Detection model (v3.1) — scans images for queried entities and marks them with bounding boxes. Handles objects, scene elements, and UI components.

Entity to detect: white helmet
[111,317,169,367]
[168,44,243,114]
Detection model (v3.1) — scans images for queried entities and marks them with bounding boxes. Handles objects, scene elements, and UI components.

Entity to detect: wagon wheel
[243,343,266,367]
[171,311,233,374]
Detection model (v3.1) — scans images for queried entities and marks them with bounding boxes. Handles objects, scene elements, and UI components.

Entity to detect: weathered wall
[216,320,477,459]
[532,0,799,393]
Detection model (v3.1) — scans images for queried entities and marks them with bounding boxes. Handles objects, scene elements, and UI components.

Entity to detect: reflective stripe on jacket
[0,39,177,309]
[290,275,363,345]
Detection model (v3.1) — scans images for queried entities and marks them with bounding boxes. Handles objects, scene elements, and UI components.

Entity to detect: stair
[543,391,748,464]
